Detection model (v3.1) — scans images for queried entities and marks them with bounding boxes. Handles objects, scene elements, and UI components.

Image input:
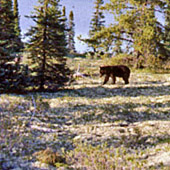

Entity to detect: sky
[18,0,112,53]
[17,0,164,53]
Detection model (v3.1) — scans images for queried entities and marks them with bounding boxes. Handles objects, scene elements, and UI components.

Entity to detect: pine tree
[61,6,68,51]
[89,0,105,37]
[0,0,28,92]
[26,0,71,91]
[13,0,21,37]
[0,0,16,62]
[68,10,76,53]
[13,0,24,54]
[79,0,105,54]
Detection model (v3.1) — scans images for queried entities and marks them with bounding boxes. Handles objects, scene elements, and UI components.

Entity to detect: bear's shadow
[63,82,170,99]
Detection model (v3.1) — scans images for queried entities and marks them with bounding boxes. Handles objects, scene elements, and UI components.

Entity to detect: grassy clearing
[1,58,170,169]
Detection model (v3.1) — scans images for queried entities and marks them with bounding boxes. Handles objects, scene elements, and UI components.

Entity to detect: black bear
[100,65,130,84]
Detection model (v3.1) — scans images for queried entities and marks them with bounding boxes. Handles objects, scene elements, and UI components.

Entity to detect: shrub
[109,53,134,67]
[34,147,65,166]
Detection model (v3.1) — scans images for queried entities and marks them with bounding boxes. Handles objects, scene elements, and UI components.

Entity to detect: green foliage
[13,0,22,39]
[0,0,25,92]
[110,53,134,67]
[26,0,71,90]
[79,0,105,53]
[62,6,66,17]
[164,1,170,52]
[13,0,24,53]
[68,10,76,53]
[89,0,105,36]
[0,63,30,93]
[93,0,170,67]
[86,50,106,59]
[0,0,19,61]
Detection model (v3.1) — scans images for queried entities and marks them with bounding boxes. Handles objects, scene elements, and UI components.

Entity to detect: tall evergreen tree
[0,0,28,92]
[79,0,105,53]
[13,0,21,37]
[68,10,76,53]
[61,6,68,51]
[0,0,16,62]
[13,0,24,54]
[89,0,105,37]
[26,0,71,90]
[0,0,23,59]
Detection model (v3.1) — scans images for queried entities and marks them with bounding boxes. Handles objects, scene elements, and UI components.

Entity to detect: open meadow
[1,58,170,169]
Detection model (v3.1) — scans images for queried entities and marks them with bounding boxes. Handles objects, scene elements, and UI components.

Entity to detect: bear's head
[99,66,106,77]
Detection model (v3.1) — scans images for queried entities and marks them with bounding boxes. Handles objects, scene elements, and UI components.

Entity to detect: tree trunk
[39,2,48,90]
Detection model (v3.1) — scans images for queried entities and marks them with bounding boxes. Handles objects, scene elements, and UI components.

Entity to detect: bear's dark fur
[100,65,130,84]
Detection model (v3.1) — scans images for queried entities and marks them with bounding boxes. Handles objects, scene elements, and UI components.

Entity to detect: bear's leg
[111,74,116,84]
[103,74,110,84]
[123,77,129,84]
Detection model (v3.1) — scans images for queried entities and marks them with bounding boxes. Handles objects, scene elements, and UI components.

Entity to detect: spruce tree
[89,0,105,37]
[0,0,28,92]
[13,0,21,37]
[79,0,105,54]
[13,0,24,56]
[0,0,16,62]
[68,10,76,53]
[26,0,71,91]
[62,6,68,51]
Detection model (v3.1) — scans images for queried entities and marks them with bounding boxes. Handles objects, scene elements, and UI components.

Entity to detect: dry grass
[0,58,170,169]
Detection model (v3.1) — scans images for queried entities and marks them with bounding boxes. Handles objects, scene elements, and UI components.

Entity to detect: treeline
[80,0,170,69]
[0,0,76,93]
